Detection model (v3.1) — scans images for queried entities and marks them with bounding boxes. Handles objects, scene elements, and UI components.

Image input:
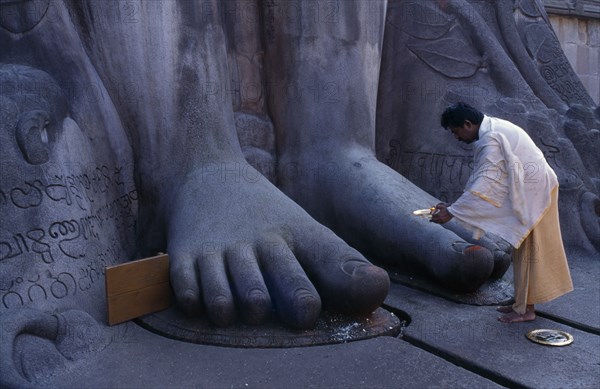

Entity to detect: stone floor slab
[537,255,600,333]
[31,252,600,388]
[40,322,500,389]
[385,283,600,389]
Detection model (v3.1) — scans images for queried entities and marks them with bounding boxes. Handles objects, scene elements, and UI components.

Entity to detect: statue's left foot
[279,148,497,292]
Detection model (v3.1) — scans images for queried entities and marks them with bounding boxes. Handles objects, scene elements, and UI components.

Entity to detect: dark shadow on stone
[387,269,514,307]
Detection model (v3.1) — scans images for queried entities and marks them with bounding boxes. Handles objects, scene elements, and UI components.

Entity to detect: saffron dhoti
[512,187,573,314]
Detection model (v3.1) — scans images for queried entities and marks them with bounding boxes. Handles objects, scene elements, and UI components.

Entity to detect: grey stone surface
[22,254,600,389]
[538,252,600,332]
[38,323,501,389]
[1,0,599,387]
[385,283,600,389]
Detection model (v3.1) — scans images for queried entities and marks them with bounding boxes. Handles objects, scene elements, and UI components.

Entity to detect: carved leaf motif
[386,1,453,40]
[524,24,545,59]
[407,39,481,79]
[524,23,560,63]
[517,0,542,18]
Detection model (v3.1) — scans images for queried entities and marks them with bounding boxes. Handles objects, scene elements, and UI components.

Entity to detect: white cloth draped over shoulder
[447,115,558,249]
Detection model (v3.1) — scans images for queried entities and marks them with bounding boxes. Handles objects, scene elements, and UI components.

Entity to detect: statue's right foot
[164,163,389,330]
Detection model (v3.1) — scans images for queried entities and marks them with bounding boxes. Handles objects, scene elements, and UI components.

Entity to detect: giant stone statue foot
[279,148,500,294]
[165,161,390,330]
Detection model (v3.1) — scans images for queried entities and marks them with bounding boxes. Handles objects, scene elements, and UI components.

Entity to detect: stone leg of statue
[262,0,498,292]
[67,0,389,329]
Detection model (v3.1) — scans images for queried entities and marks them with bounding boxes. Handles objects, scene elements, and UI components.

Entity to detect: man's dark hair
[440,102,484,130]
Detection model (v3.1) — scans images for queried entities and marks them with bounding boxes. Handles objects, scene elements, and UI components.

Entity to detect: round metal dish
[526,329,573,347]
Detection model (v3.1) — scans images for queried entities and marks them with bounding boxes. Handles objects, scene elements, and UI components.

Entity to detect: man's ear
[16,110,51,165]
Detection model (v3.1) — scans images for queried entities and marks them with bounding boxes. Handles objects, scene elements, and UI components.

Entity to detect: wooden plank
[107,282,171,326]
[106,254,170,295]
[105,254,171,326]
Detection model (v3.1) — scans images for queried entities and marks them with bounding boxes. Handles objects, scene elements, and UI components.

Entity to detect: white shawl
[448,116,558,248]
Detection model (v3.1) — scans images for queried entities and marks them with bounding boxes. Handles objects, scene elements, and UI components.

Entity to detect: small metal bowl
[526,329,574,347]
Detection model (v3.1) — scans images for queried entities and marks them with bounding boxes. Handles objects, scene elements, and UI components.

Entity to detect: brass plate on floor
[526,329,573,346]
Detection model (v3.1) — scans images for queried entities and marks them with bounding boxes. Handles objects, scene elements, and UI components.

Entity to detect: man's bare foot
[496,306,514,314]
[497,310,536,323]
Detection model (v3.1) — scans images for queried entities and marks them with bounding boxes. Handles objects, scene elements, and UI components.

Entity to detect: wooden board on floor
[105,254,171,326]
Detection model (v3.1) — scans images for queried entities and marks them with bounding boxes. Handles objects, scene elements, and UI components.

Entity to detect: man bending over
[432,102,573,323]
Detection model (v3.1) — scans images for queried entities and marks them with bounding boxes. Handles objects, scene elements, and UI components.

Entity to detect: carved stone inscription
[0,162,137,311]
[385,140,473,203]
[385,137,568,204]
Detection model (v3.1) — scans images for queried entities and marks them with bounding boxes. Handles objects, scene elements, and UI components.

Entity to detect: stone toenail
[212,295,229,307]
[247,288,266,300]
[341,259,369,276]
[182,289,197,303]
[293,288,316,301]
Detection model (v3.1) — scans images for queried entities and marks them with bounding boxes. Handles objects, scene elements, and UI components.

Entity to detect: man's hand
[430,203,453,224]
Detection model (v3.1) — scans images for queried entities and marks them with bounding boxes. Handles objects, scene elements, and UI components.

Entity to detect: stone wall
[544,0,600,104]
